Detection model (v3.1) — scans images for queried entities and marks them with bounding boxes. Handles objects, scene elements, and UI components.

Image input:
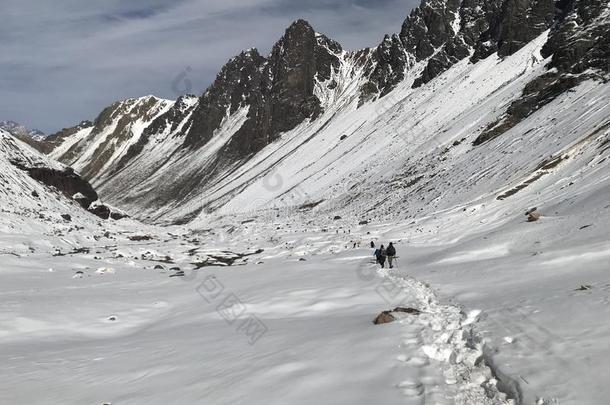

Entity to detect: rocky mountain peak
[267,19,323,134]
[400,0,462,61]
[183,44,267,149]
[285,19,315,36]
[358,0,577,94]
[182,18,344,155]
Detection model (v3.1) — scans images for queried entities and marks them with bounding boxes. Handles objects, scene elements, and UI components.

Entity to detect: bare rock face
[483,0,555,58]
[541,0,610,74]
[268,20,322,134]
[401,0,463,60]
[183,50,267,150]
[363,34,410,101]
[360,0,555,93]
[413,0,555,87]
[181,19,341,159]
[231,21,340,156]
[26,167,98,209]
[11,161,125,220]
[474,0,610,146]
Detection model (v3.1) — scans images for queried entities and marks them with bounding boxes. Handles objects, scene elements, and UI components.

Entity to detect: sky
[0,0,418,134]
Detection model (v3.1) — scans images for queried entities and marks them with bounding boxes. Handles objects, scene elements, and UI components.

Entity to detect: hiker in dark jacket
[370,241,375,248]
[376,245,387,268]
[386,242,396,268]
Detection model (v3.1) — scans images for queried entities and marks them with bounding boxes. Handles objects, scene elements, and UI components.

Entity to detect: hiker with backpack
[374,245,387,268]
[386,242,396,268]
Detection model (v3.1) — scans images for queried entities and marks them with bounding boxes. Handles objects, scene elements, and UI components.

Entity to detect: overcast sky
[1,0,418,133]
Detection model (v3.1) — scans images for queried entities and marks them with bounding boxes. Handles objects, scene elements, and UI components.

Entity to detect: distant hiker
[375,245,387,268]
[370,241,375,248]
[386,242,396,269]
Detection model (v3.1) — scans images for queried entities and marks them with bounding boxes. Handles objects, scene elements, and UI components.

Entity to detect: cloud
[0,0,418,133]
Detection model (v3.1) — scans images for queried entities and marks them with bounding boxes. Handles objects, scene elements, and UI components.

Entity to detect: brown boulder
[525,208,541,222]
[373,307,421,324]
[373,311,396,325]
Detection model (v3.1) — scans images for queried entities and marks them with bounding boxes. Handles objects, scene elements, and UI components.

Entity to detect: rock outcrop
[357,0,559,95]
[24,167,98,209]
[474,0,610,145]
[8,157,126,220]
[183,20,341,158]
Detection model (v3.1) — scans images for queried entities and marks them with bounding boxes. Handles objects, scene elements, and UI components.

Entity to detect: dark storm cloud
[0,0,418,134]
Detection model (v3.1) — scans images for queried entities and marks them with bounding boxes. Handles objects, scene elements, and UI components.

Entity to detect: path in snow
[376,265,516,405]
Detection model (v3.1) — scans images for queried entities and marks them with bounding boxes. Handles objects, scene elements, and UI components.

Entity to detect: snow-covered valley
[2,0,609,403]
[1,194,609,404]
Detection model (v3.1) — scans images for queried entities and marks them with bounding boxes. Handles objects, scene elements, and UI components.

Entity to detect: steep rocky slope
[48,96,173,180]
[0,129,123,222]
[43,0,609,224]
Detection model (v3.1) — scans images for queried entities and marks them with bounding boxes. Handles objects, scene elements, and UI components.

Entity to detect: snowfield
[1,181,609,404]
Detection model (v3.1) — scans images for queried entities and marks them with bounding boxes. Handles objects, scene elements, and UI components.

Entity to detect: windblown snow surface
[1,32,610,405]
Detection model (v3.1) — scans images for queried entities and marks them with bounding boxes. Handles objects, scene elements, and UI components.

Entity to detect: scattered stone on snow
[525,208,541,222]
[373,307,421,324]
[128,235,153,241]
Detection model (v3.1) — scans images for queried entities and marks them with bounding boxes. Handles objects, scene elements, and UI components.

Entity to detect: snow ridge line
[379,268,518,404]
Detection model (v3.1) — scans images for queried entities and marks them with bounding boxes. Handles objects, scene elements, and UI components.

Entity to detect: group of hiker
[371,241,397,268]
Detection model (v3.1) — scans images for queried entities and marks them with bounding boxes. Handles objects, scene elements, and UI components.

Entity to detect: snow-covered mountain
[43,0,609,226]
[0,120,46,145]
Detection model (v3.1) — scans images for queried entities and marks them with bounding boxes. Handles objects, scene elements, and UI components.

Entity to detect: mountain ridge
[31,0,609,224]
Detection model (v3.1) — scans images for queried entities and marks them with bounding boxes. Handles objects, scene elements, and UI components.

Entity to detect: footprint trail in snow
[378,267,516,405]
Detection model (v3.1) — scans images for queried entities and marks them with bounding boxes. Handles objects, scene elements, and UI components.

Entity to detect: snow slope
[51,30,608,231]
[0,224,517,405]
[190,31,610,230]
[0,129,88,230]
[1,183,609,404]
[50,96,175,183]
